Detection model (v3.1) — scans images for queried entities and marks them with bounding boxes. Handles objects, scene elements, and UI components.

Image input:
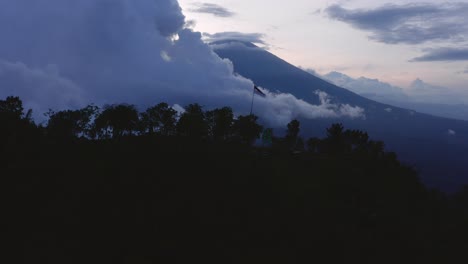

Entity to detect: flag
[254,85,266,97]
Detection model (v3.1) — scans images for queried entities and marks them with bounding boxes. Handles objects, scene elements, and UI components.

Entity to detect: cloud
[203,32,266,45]
[0,60,84,120]
[325,3,468,44]
[411,48,468,62]
[189,3,235,17]
[172,104,186,116]
[409,78,446,93]
[322,71,468,106]
[406,78,467,104]
[249,90,365,127]
[384,108,392,113]
[298,67,319,76]
[448,129,456,136]
[323,71,406,97]
[0,0,363,128]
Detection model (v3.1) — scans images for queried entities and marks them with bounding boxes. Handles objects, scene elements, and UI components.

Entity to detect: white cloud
[298,67,319,76]
[251,90,365,127]
[448,129,456,136]
[172,104,186,116]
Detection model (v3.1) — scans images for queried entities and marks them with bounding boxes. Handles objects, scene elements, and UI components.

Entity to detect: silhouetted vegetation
[3,96,468,263]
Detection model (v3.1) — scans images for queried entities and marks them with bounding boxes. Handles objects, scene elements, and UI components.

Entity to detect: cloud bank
[0,0,363,125]
[411,48,468,62]
[189,3,235,17]
[323,71,468,104]
[323,71,406,97]
[251,90,365,126]
[325,3,468,45]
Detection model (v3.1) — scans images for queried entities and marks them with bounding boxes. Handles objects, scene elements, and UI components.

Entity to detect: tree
[261,128,274,147]
[326,123,344,140]
[140,103,177,136]
[0,96,37,146]
[286,119,300,140]
[324,123,347,154]
[343,129,369,152]
[307,137,321,153]
[206,107,234,141]
[177,104,208,139]
[232,114,263,145]
[285,119,301,150]
[46,105,99,140]
[0,96,25,119]
[94,104,139,139]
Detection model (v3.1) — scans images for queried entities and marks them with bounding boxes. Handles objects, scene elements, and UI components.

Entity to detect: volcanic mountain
[212,40,468,192]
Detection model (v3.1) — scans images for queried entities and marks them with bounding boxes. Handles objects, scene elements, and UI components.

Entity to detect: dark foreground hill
[213,40,468,191]
[6,136,468,264]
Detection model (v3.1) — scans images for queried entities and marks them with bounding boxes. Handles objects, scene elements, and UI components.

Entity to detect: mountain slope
[213,40,468,191]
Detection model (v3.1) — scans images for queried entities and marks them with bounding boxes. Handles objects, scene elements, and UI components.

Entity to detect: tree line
[1,95,398,155]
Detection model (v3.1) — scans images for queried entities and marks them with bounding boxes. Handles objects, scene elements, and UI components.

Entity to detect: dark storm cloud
[325,3,468,44]
[411,48,468,62]
[0,0,364,123]
[189,3,235,17]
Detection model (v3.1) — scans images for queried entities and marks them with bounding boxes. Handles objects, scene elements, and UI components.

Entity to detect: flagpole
[250,85,256,115]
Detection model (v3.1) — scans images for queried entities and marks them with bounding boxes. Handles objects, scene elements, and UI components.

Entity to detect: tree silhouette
[326,123,344,140]
[368,140,385,157]
[285,119,301,150]
[140,103,177,136]
[46,105,98,140]
[343,129,370,153]
[0,96,37,147]
[261,128,274,147]
[0,96,27,119]
[177,104,208,139]
[206,107,234,141]
[306,137,321,153]
[324,123,347,154]
[232,114,263,145]
[94,104,139,139]
[286,119,300,140]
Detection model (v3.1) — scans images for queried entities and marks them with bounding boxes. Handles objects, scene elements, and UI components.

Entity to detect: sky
[0,0,364,125]
[178,0,468,93]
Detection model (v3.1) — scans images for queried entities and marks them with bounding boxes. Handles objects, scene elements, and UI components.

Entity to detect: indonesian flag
[254,85,266,97]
